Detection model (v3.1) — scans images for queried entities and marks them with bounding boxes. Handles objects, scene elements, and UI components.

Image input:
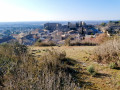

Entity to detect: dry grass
[30,46,95,61]
[30,45,120,90]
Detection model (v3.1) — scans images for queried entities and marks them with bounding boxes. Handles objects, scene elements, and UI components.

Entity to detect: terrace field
[29,46,120,90]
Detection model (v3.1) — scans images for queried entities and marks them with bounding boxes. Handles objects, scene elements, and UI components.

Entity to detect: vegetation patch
[93,38,120,65]
[87,65,97,76]
[109,62,118,69]
[0,44,81,90]
[35,40,56,46]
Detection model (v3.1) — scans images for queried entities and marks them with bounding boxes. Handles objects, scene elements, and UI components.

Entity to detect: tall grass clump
[87,65,96,76]
[109,62,117,69]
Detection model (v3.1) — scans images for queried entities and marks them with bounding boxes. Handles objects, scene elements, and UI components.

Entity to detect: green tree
[101,23,106,26]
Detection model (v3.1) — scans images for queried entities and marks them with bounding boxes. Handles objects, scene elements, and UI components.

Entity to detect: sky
[0,0,120,22]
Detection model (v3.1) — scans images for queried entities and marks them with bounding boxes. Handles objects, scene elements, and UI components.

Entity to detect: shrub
[13,42,27,56]
[64,37,71,46]
[0,44,80,90]
[81,33,108,45]
[70,41,97,46]
[40,48,66,69]
[101,23,106,26]
[109,62,118,69]
[93,38,120,64]
[32,49,80,90]
[81,41,97,46]
[38,49,80,89]
[35,41,56,46]
[95,33,109,44]
[87,65,96,76]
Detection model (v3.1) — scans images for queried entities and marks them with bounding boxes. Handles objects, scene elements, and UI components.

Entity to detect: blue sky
[0,0,120,22]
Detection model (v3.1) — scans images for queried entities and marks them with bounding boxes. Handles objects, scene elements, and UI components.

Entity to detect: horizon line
[0,19,119,23]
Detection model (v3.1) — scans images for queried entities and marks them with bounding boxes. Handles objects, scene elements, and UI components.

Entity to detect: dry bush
[70,41,97,46]
[81,33,108,46]
[35,41,56,46]
[95,33,109,44]
[81,40,97,46]
[38,49,80,90]
[0,44,80,90]
[64,34,108,46]
[80,37,98,46]
[64,37,71,46]
[93,38,120,64]
[40,49,66,69]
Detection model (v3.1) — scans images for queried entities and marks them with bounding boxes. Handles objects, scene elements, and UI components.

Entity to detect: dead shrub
[93,38,120,65]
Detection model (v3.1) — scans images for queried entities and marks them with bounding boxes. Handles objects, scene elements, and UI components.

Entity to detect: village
[0,21,120,45]
[0,21,102,45]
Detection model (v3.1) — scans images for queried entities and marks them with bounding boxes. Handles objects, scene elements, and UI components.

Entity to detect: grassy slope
[29,46,120,90]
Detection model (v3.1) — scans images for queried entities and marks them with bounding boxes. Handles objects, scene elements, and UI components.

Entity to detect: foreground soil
[30,46,120,90]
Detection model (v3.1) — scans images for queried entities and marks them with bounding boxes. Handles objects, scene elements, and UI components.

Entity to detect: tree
[101,23,106,26]
[65,37,71,46]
